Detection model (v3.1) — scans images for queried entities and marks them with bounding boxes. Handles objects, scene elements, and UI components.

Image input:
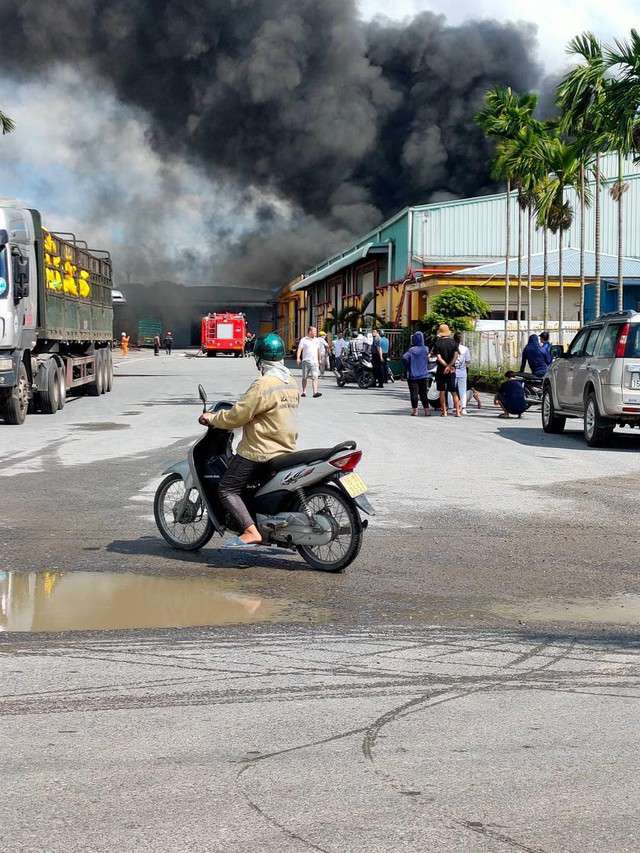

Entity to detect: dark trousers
[408,378,429,409]
[372,355,386,387]
[218,454,264,531]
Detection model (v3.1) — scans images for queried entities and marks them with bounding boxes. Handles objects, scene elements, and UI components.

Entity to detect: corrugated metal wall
[414,153,640,262]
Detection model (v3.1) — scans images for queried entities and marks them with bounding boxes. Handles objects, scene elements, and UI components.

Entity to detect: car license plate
[340,472,368,498]
[631,374,640,389]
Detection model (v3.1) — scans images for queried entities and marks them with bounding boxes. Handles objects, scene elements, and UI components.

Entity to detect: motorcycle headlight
[0,358,14,371]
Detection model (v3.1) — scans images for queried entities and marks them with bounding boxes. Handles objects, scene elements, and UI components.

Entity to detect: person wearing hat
[163,331,173,355]
[199,333,300,547]
[431,324,461,416]
[121,332,130,357]
[318,330,329,377]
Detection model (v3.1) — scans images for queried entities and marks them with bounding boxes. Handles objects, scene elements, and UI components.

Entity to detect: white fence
[464,324,581,370]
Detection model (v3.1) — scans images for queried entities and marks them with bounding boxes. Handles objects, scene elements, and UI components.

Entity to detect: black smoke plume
[0,1,542,292]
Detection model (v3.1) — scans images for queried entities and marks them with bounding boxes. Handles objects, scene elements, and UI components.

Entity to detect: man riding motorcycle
[198,333,300,547]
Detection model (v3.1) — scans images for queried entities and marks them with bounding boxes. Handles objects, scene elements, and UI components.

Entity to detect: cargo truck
[201,312,246,357]
[137,317,163,348]
[0,206,114,425]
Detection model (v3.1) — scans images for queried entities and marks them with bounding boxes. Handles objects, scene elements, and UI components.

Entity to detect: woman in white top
[448,332,471,413]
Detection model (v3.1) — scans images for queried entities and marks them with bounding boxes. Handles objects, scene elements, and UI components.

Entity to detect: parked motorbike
[515,371,544,409]
[153,385,375,572]
[335,352,374,389]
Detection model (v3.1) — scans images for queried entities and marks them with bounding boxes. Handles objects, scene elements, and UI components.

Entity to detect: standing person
[199,333,300,547]
[333,331,347,373]
[318,331,329,378]
[494,371,527,418]
[121,332,130,357]
[451,332,471,414]
[164,331,173,355]
[379,331,393,383]
[431,324,461,417]
[296,326,323,398]
[371,329,386,388]
[153,334,160,356]
[402,331,431,416]
[520,334,548,376]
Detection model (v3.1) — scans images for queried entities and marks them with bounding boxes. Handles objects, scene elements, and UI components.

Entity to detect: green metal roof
[294,242,389,290]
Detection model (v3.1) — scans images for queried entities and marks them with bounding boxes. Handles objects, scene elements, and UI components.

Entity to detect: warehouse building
[277,153,640,346]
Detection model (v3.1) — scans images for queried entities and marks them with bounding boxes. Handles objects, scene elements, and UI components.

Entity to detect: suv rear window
[599,324,623,358]
[624,324,640,358]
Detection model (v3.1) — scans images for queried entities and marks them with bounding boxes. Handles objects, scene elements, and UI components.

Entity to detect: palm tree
[0,110,14,135]
[495,120,546,345]
[535,135,581,344]
[557,33,608,319]
[604,31,640,311]
[324,291,383,334]
[476,88,538,341]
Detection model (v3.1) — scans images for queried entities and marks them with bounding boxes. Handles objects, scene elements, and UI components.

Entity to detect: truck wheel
[542,385,566,434]
[99,350,108,394]
[3,362,29,424]
[39,360,60,415]
[57,364,66,409]
[104,350,113,392]
[206,350,215,358]
[234,352,241,358]
[87,350,104,396]
[584,392,615,447]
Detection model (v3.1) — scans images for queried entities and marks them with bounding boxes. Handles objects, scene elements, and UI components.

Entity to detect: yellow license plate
[340,472,368,498]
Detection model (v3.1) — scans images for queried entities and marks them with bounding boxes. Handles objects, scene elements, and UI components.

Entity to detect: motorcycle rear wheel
[154,472,214,551]
[295,486,362,572]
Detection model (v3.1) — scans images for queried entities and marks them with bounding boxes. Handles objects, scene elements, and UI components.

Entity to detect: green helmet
[253,332,285,362]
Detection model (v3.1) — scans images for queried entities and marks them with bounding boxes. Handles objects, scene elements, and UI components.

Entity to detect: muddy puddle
[0,571,324,632]
[489,593,640,625]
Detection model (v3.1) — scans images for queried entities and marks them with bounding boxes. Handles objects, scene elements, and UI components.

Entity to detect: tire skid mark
[237,764,332,853]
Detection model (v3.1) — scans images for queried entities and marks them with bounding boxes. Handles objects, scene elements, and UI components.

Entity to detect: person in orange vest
[121,332,130,356]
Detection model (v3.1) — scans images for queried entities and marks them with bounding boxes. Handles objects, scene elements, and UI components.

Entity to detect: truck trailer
[0,206,114,425]
[201,312,246,357]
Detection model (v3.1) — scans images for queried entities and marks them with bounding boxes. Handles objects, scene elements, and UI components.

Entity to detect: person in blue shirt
[495,371,527,418]
[539,331,552,364]
[402,331,431,416]
[520,334,549,376]
[379,332,392,382]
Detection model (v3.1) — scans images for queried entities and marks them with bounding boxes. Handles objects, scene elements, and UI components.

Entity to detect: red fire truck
[201,312,247,357]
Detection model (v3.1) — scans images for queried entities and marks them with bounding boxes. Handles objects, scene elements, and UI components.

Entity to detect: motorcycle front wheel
[154,472,214,551]
[295,486,363,572]
[357,370,374,389]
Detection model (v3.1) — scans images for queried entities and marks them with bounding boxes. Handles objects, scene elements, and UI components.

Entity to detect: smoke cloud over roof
[0,1,542,293]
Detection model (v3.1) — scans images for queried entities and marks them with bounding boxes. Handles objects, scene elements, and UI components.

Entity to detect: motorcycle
[153,385,375,572]
[515,371,544,409]
[335,351,374,389]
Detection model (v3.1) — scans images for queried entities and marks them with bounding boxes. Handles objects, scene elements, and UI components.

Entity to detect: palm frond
[0,110,15,135]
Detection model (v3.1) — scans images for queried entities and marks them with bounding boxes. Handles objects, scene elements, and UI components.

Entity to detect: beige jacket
[202,374,300,462]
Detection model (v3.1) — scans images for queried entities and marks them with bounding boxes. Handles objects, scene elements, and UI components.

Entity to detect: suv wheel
[584,392,615,447]
[542,385,566,434]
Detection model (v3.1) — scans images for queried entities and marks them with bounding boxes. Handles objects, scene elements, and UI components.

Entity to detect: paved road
[2,626,639,853]
[2,350,640,852]
[2,350,640,631]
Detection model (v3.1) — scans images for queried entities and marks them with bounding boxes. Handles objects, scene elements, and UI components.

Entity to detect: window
[584,326,604,357]
[568,328,590,358]
[0,248,7,299]
[356,263,376,297]
[598,324,623,358]
[488,310,526,321]
[624,324,640,358]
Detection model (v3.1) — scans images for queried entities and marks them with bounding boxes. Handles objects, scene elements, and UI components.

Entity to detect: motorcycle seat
[266,441,357,474]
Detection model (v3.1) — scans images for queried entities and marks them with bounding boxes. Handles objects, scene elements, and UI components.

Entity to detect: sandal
[224,536,259,548]
[498,413,510,419]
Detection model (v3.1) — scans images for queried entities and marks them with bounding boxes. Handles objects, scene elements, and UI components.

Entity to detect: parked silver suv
[542,311,640,446]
